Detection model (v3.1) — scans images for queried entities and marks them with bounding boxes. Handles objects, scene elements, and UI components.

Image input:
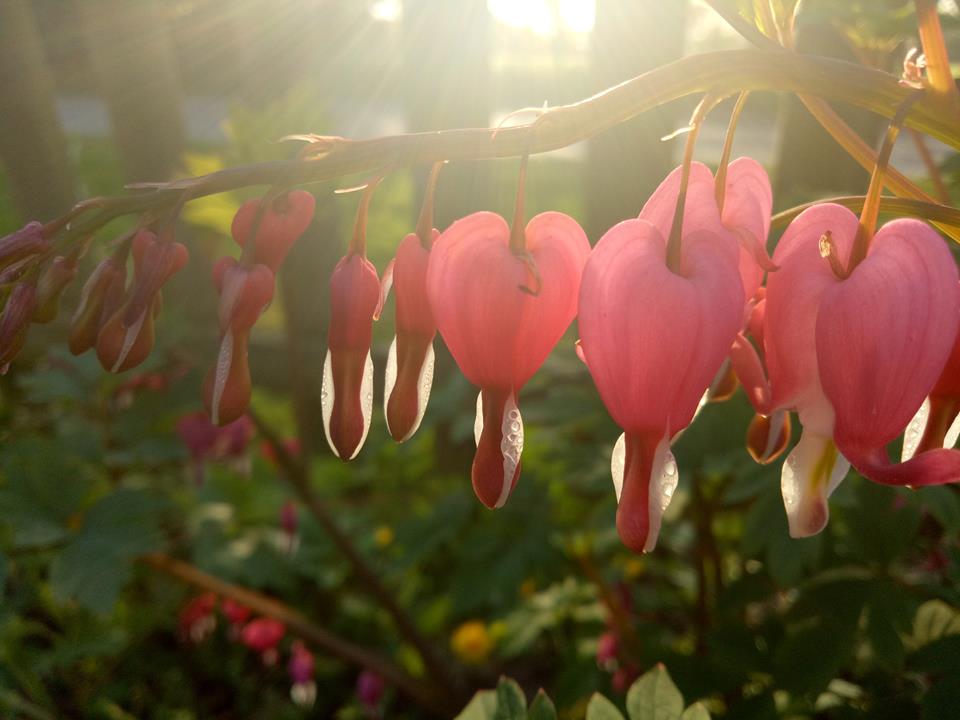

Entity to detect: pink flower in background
[356,669,386,711]
[178,593,217,644]
[241,617,286,665]
[288,641,317,707]
[176,412,254,484]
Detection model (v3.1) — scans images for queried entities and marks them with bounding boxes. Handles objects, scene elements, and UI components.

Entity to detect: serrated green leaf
[626,665,684,720]
[587,693,627,720]
[527,689,557,720]
[455,690,497,720]
[494,677,526,720]
[49,489,167,613]
[680,703,711,720]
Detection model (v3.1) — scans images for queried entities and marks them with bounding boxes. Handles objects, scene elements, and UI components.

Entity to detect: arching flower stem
[714,91,750,214]
[416,162,445,250]
[666,93,722,274]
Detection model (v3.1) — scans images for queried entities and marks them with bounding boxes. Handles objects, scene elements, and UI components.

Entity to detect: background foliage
[1,1,959,718]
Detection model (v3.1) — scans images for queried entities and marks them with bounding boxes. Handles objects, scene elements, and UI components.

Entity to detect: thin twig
[140,553,454,716]
[247,409,464,701]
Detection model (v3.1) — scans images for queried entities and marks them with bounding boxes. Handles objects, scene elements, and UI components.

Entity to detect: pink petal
[764,203,860,434]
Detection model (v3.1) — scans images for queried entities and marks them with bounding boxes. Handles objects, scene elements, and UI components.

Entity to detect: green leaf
[455,690,497,720]
[680,704,711,720]
[527,689,558,720]
[586,693,627,720]
[493,677,527,720]
[912,600,960,647]
[626,665,684,720]
[0,438,93,548]
[49,489,167,613]
[922,678,960,720]
[917,486,960,532]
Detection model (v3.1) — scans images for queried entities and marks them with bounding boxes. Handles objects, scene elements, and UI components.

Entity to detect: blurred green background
[1,1,959,719]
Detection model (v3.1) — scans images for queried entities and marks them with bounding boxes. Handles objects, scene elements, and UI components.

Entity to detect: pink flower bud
[231,191,315,272]
[178,593,218,643]
[596,632,619,669]
[34,256,78,324]
[0,282,39,368]
[0,222,48,270]
[240,617,286,653]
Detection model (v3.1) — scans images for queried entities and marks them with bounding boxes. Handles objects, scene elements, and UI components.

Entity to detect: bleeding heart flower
[231,190,316,272]
[322,183,383,460]
[759,204,960,536]
[427,210,589,508]
[69,253,128,356]
[96,230,188,373]
[203,258,275,425]
[0,222,49,271]
[578,164,743,553]
[381,163,444,442]
[0,282,39,369]
[289,641,317,707]
[33,256,78,324]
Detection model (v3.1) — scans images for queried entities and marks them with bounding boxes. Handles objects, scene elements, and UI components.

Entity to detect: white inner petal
[645,435,678,553]
[110,310,147,373]
[321,349,337,458]
[901,397,930,461]
[495,393,523,509]
[383,336,398,437]
[611,432,625,503]
[946,410,960,450]
[350,350,375,460]
[406,341,435,441]
[474,391,483,446]
[781,429,850,538]
[210,328,234,426]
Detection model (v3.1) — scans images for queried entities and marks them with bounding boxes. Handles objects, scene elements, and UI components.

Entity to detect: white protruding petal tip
[383,336,399,438]
[495,393,523,509]
[349,350,375,460]
[901,397,930,461]
[110,311,147,373]
[611,433,625,503]
[644,436,678,553]
[474,391,483,447]
[781,430,849,538]
[321,349,339,458]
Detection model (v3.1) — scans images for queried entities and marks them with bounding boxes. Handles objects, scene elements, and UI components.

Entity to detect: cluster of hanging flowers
[3,86,960,556]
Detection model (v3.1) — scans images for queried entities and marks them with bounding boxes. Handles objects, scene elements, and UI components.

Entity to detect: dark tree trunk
[76,0,186,183]
[0,0,75,223]
[584,0,688,241]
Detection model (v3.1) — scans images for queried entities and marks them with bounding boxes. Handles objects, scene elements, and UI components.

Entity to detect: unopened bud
[33,256,78,324]
[0,283,38,367]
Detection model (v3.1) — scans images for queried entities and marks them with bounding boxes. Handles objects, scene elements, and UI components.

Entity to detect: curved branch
[140,552,457,717]
[55,49,958,240]
[771,195,960,231]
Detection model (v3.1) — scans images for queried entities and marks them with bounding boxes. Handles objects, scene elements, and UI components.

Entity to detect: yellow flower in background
[450,620,493,664]
[373,525,394,548]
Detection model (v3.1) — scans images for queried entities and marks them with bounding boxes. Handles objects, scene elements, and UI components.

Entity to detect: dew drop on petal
[495,393,523,509]
[645,436,679,553]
